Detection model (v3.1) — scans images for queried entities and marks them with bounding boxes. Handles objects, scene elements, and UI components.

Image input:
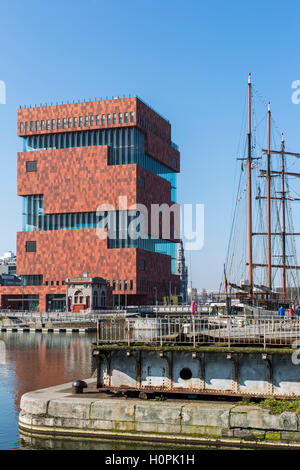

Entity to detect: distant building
[199,288,208,303]
[0,251,17,275]
[187,287,198,303]
[66,276,112,312]
[205,290,224,302]
[273,286,300,303]
[0,274,21,286]
[176,241,188,303]
[188,288,225,304]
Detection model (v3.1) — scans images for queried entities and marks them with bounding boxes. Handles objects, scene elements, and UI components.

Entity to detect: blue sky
[0,0,299,290]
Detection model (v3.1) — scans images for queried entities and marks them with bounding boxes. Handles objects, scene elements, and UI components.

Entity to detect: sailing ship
[223,73,300,314]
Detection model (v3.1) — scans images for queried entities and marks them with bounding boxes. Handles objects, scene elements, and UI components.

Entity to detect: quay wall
[18,379,300,448]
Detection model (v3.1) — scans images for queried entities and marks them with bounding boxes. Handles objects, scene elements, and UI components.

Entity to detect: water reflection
[0,332,247,451]
[0,332,95,450]
[20,434,223,451]
[0,340,6,364]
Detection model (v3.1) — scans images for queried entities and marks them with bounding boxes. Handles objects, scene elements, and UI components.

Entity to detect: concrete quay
[18,379,300,449]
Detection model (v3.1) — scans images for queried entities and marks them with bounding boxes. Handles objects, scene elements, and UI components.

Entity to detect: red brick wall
[18,146,178,240]
[17,229,136,289]
[136,249,180,297]
[17,97,180,172]
[16,229,178,297]
[18,97,138,136]
[136,166,180,240]
[18,146,137,213]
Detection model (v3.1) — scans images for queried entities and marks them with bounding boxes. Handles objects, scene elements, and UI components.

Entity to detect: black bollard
[72,380,87,394]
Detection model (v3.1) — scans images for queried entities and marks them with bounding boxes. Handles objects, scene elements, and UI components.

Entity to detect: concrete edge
[18,378,300,449]
[18,422,300,450]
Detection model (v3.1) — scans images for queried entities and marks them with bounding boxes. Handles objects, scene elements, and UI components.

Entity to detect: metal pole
[192,315,196,347]
[160,318,162,346]
[281,134,286,303]
[247,73,253,297]
[267,102,272,290]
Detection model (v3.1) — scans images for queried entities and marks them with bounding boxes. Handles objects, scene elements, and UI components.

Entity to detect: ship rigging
[224,73,300,310]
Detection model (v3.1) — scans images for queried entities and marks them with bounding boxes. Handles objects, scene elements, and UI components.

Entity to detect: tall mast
[281,133,286,302]
[247,73,253,293]
[267,102,272,290]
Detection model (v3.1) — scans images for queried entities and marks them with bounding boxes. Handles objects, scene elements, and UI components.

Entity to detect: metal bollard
[72,380,87,394]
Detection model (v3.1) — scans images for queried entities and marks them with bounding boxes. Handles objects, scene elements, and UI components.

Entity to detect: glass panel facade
[22,195,108,232]
[22,199,178,273]
[21,275,43,286]
[22,195,44,231]
[108,237,177,273]
[22,128,177,200]
[28,294,39,311]
[46,294,66,312]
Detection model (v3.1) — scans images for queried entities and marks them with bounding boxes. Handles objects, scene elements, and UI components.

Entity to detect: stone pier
[18,378,300,448]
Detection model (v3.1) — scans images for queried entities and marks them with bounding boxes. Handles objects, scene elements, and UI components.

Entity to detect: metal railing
[96,316,300,348]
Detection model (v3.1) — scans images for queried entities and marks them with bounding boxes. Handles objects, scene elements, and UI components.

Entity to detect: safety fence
[96,316,300,348]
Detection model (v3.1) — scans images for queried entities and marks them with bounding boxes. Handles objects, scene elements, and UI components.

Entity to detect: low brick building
[66,276,111,312]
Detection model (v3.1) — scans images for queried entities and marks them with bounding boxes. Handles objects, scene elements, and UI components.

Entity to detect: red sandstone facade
[0,97,180,311]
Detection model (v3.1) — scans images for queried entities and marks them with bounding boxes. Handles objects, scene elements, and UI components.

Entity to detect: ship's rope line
[252,85,267,286]
[287,181,300,198]
[255,176,268,285]
[286,155,298,171]
[272,173,283,287]
[227,92,248,241]
[235,88,248,159]
[222,80,299,298]
[226,170,248,285]
[223,85,249,289]
[252,83,283,140]
[285,173,299,298]
[225,169,245,278]
[285,193,297,296]
[284,139,300,294]
[271,130,283,288]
